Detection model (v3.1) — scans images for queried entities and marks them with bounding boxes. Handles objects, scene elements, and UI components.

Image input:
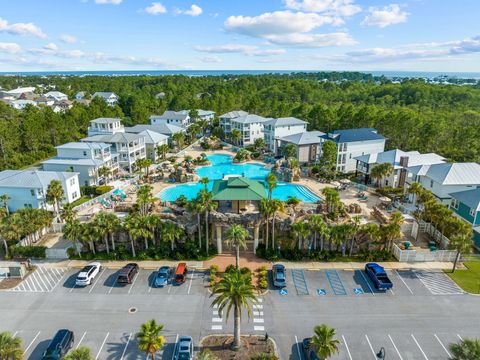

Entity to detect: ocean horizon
[1,69,480,79]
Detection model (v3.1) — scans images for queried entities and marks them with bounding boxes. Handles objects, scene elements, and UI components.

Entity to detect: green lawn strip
[445,261,480,294]
[71,196,90,207]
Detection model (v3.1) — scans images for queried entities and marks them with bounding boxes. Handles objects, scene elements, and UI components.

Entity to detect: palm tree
[230,129,241,146]
[308,214,325,251]
[259,198,273,250]
[0,331,23,360]
[449,338,480,360]
[349,215,362,256]
[98,167,111,184]
[172,132,185,150]
[161,221,182,251]
[79,222,100,255]
[225,224,248,269]
[199,189,217,255]
[197,350,219,360]
[370,163,394,187]
[408,181,423,204]
[156,143,170,161]
[63,219,83,257]
[310,324,340,359]
[64,347,94,360]
[292,221,310,250]
[200,177,209,191]
[283,143,296,159]
[0,194,10,216]
[124,215,140,257]
[449,234,474,273]
[187,199,203,249]
[137,184,155,216]
[60,202,77,223]
[137,320,166,359]
[211,271,257,350]
[270,199,284,250]
[96,212,120,251]
[265,172,277,200]
[46,179,65,221]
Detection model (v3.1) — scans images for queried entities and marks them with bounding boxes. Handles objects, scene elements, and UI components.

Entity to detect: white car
[75,262,101,286]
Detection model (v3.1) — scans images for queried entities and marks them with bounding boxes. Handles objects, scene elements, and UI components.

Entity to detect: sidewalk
[283,261,454,271]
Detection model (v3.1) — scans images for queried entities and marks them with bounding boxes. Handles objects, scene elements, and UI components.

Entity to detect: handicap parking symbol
[353,288,364,295]
[280,288,288,296]
[317,288,327,296]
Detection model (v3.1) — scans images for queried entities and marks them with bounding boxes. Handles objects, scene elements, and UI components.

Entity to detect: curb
[199,334,279,357]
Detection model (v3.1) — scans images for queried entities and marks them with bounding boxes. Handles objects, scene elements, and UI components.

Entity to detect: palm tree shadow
[103,271,120,288]
[105,333,134,360]
[27,339,50,360]
[290,341,304,360]
[62,272,78,288]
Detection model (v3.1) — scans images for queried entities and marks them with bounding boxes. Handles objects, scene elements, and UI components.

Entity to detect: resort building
[150,111,190,128]
[230,114,270,147]
[36,96,55,106]
[92,92,119,106]
[449,189,480,249]
[87,118,124,136]
[75,91,86,100]
[195,109,216,121]
[44,91,68,101]
[125,123,185,139]
[263,117,308,153]
[276,131,325,163]
[0,169,80,212]
[138,130,169,162]
[407,162,480,205]
[42,142,119,186]
[320,128,386,173]
[219,110,249,136]
[10,99,37,110]
[355,149,445,187]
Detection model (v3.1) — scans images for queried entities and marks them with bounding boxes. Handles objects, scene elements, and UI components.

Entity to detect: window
[469,208,476,217]
[83,151,87,156]
[430,180,434,188]
[24,204,33,208]
[70,178,75,186]
[72,191,78,198]
[451,199,459,210]
[30,189,35,196]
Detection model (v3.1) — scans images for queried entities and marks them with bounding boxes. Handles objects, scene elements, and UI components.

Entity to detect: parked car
[174,336,194,360]
[174,263,187,285]
[154,266,172,287]
[117,263,139,285]
[364,263,393,291]
[302,338,321,360]
[41,329,74,360]
[272,264,286,288]
[75,262,101,286]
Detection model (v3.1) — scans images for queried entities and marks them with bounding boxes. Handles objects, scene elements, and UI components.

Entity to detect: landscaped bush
[257,266,268,290]
[95,185,113,195]
[225,264,236,273]
[10,246,46,259]
[210,264,219,276]
[375,186,404,198]
[251,353,279,360]
[80,185,113,196]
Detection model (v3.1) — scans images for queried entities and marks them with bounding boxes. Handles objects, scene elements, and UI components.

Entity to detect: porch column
[253,225,259,254]
[216,225,222,254]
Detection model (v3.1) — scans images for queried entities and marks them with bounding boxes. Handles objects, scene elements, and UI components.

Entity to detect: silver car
[75,262,101,286]
[174,336,193,360]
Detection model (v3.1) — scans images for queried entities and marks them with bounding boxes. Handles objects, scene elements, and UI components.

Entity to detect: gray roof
[280,131,325,145]
[355,149,445,169]
[82,132,144,143]
[43,158,104,167]
[139,130,169,145]
[126,123,184,136]
[92,92,117,98]
[90,117,121,124]
[0,170,77,189]
[450,188,480,211]
[408,162,480,185]
[219,110,248,119]
[197,109,215,116]
[321,128,385,143]
[264,117,307,127]
[56,142,110,150]
[231,114,270,124]
[151,110,189,121]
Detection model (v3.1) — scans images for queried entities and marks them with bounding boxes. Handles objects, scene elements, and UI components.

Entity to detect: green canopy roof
[211,177,266,201]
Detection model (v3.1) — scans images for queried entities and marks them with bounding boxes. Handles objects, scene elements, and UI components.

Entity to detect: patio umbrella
[331,181,341,187]
[379,196,392,203]
[112,188,126,196]
[340,179,351,184]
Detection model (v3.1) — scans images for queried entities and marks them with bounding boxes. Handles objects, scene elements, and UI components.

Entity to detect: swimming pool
[158,154,321,203]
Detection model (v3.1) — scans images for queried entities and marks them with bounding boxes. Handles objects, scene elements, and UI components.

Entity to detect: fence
[417,220,450,249]
[393,244,457,262]
[17,223,64,247]
[45,248,70,260]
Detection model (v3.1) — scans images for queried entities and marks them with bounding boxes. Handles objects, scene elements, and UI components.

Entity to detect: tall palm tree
[230,129,241,146]
[161,221,182,251]
[60,202,77,223]
[349,215,362,256]
[292,221,310,250]
[64,347,94,360]
[63,219,83,257]
[79,222,100,255]
[308,214,325,251]
[265,173,277,200]
[98,167,111,184]
[136,320,166,360]
[270,199,284,250]
[172,132,185,150]
[0,331,23,360]
[211,271,257,350]
[97,212,120,251]
[449,234,474,273]
[225,224,248,269]
[156,143,170,161]
[137,185,155,216]
[408,181,423,204]
[259,198,273,250]
[187,199,203,249]
[283,143,297,159]
[310,324,340,359]
[123,215,140,257]
[0,194,10,216]
[199,189,217,255]
[46,179,65,221]
[93,213,110,254]
[200,177,209,191]
[449,338,480,360]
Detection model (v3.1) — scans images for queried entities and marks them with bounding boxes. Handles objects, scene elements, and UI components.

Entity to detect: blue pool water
[158,154,321,202]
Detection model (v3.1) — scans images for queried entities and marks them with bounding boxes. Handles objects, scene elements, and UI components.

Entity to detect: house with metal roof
[150,110,191,128]
[219,110,249,135]
[407,162,480,205]
[44,91,68,102]
[230,114,271,147]
[320,128,386,173]
[92,92,119,106]
[449,188,480,249]
[277,131,325,163]
[125,123,185,137]
[263,117,307,153]
[355,149,445,187]
[139,130,169,162]
[0,169,80,212]
[42,142,119,186]
[88,118,125,136]
[211,177,266,213]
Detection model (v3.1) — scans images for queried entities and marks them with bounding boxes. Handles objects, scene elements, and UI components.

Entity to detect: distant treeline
[0,73,479,171]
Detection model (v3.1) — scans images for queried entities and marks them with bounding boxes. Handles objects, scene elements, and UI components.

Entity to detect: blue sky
[0,0,479,72]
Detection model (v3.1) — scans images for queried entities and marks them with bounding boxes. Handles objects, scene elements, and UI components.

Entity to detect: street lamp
[377,347,385,359]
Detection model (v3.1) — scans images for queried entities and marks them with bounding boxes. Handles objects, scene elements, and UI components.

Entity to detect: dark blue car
[154,266,172,287]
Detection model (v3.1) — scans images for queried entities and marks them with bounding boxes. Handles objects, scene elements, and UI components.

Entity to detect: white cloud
[284,0,361,17]
[0,18,47,39]
[176,4,203,17]
[361,4,408,28]
[145,2,167,15]
[267,32,356,47]
[95,0,122,4]
[0,42,21,54]
[60,34,77,43]
[200,56,223,63]
[43,43,58,51]
[194,44,286,56]
[251,49,286,56]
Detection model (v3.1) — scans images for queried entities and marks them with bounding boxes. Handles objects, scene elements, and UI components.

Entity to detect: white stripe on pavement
[89,268,106,293]
[253,318,264,323]
[342,335,353,360]
[388,334,403,360]
[128,270,140,294]
[211,325,222,330]
[212,318,222,322]
[253,311,264,316]
[76,332,87,349]
[411,334,429,360]
[434,334,451,358]
[359,270,375,295]
[457,334,463,341]
[187,269,195,294]
[120,333,132,360]
[295,336,302,360]
[254,326,265,331]
[95,332,109,360]
[24,331,41,354]
[365,335,377,359]
[394,270,414,295]
[172,334,179,360]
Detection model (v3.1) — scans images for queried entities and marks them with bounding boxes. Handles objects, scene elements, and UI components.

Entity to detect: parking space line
[294,336,302,360]
[148,272,155,293]
[365,335,377,359]
[341,335,353,360]
[291,269,309,295]
[388,334,403,360]
[95,332,109,360]
[13,331,18,337]
[457,334,463,341]
[253,319,264,323]
[89,268,106,293]
[51,270,67,291]
[128,270,141,294]
[76,331,87,349]
[45,269,58,288]
[120,333,132,360]
[38,267,52,288]
[211,325,222,330]
[108,275,118,294]
[31,272,43,292]
[172,334,179,360]
[254,326,265,331]
[394,270,414,295]
[212,318,222,322]
[359,270,375,295]
[325,269,347,295]
[187,269,195,294]
[253,311,264,316]
[434,334,451,357]
[24,331,41,354]
[35,271,47,291]
[411,334,429,360]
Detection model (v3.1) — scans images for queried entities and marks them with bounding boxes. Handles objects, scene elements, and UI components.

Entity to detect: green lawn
[71,196,90,207]
[445,260,480,294]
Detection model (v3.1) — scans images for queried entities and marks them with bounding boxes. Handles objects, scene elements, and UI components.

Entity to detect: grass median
[445,259,480,294]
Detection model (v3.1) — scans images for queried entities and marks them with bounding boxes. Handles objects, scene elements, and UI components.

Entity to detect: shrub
[210,264,219,276]
[95,185,113,195]
[251,353,278,360]
[209,274,217,287]
[258,279,268,290]
[10,246,46,259]
[225,264,236,273]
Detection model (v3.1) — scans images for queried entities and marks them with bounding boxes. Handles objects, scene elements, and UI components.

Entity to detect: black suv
[42,329,74,360]
[117,263,139,285]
